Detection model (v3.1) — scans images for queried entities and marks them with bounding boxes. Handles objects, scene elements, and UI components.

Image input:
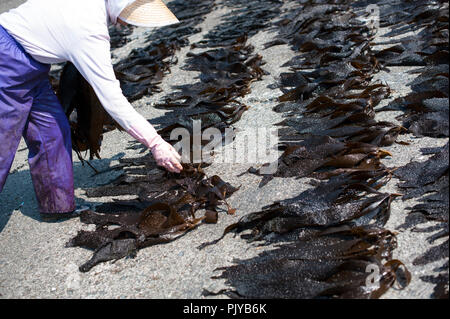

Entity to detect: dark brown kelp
[216,170,396,240]
[374,0,448,67]
[253,135,394,187]
[155,36,265,139]
[421,272,449,299]
[68,161,239,272]
[387,89,449,138]
[205,0,411,299]
[373,0,449,297]
[394,143,448,206]
[109,24,134,50]
[204,226,409,299]
[246,1,405,184]
[193,0,282,48]
[66,0,274,273]
[394,143,448,297]
[246,12,403,186]
[57,62,119,163]
[115,0,215,102]
[114,42,174,102]
[375,0,449,138]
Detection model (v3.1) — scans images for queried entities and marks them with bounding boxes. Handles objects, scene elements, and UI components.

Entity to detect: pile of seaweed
[68,160,239,272]
[56,63,120,164]
[207,225,409,298]
[203,0,412,298]
[203,171,410,298]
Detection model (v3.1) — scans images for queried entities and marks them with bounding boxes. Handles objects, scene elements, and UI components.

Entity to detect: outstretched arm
[68,32,182,173]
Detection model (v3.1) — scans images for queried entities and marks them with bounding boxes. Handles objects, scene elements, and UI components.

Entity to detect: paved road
[0,0,25,14]
[0,0,447,299]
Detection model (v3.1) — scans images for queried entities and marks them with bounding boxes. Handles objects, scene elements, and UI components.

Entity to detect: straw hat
[119,0,180,28]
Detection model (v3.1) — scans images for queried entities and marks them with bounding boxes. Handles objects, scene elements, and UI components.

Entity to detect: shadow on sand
[0,151,128,232]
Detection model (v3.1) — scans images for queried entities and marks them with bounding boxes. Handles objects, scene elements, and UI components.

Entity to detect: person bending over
[0,0,183,220]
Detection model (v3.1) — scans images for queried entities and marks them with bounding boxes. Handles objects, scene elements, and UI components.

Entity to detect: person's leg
[0,89,33,192]
[0,26,40,192]
[23,79,75,214]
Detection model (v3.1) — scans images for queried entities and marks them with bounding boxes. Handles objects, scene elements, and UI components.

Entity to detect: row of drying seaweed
[154,35,266,146]
[114,0,216,102]
[394,143,449,299]
[67,1,281,272]
[203,0,412,298]
[375,0,449,138]
[68,162,239,272]
[151,0,286,138]
[193,0,283,48]
[203,171,410,298]
[252,0,403,184]
[372,0,449,299]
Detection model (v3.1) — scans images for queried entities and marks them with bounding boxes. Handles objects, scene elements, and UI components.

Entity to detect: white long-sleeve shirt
[0,0,161,149]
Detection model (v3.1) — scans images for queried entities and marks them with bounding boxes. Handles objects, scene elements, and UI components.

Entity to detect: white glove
[127,124,183,173]
[149,137,183,173]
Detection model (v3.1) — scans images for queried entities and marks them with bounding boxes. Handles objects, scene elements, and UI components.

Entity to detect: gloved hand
[127,124,183,173]
[150,137,183,173]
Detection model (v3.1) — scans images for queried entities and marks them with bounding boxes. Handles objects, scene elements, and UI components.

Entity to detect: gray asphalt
[0,0,24,13]
[0,0,448,299]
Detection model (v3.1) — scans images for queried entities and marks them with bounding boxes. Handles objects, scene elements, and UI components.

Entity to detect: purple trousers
[0,25,75,214]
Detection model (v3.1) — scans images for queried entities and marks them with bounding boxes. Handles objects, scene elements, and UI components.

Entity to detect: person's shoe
[40,205,91,222]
